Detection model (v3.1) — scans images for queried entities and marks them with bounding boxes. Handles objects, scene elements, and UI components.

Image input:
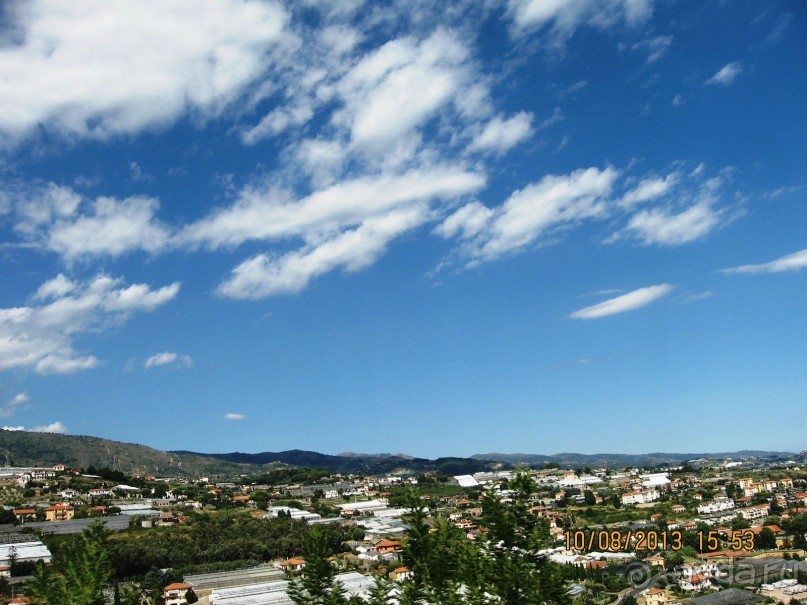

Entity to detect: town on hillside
[0,452,806,604]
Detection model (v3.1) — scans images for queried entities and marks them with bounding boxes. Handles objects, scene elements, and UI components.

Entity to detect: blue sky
[0,0,805,458]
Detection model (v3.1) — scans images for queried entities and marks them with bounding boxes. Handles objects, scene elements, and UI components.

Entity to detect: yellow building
[44,504,74,521]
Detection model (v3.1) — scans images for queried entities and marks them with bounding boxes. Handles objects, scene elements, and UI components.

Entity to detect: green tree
[474,474,570,605]
[287,527,349,605]
[757,528,777,551]
[29,521,112,605]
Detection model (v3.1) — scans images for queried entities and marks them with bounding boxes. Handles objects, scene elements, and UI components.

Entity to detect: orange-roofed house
[277,557,306,575]
[375,540,400,554]
[680,574,712,592]
[639,587,673,605]
[13,509,37,523]
[163,582,192,605]
[45,504,74,522]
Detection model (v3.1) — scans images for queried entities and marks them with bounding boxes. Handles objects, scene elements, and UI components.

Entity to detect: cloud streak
[144,352,193,369]
[706,62,743,86]
[722,248,807,275]
[570,284,674,319]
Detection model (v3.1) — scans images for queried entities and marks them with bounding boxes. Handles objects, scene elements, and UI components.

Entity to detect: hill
[0,430,251,478]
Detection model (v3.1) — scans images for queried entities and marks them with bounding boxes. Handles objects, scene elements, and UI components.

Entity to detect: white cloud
[722,248,807,275]
[29,421,68,434]
[128,162,153,183]
[46,196,171,260]
[672,94,683,106]
[0,393,29,418]
[0,0,290,145]
[14,183,82,235]
[34,274,77,300]
[3,421,68,434]
[336,29,472,155]
[611,168,734,246]
[295,139,348,189]
[440,167,619,263]
[10,393,29,406]
[225,413,246,421]
[617,200,722,245]
[619,172,679,208]
[144,352,193,369]
[434,202,494,240]
[218,205,429,299]
[181,166,484,250]
[706,62,743,86]
[507,0,654,41]
[241,101,315,145]
[467,112,534,154]
[570,284,674,319]
[10,183,171,261]
[538,107,565,130]
[0,275,180,374]
[631,35,672,63]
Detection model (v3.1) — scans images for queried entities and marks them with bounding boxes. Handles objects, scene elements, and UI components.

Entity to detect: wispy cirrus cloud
[631,35,673,63]
[507,0,654,42]
[609,169,736,246]
[570,284,674,319]
[225,413,245,421]
[722,248,807,275]
[706,62,743,86]
[144,352,193,369]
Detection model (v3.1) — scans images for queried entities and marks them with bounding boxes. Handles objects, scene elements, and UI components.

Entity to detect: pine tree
[29,520,112,605]
[287,527,350,605]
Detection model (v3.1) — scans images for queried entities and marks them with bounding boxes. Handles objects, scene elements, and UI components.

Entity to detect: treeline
[42,514,363,579]
[243,468,333,486]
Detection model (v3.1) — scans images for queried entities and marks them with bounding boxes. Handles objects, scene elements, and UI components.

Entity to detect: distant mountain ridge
[172,449,499,476]
[471,450,798,467]
[0,430,797,477]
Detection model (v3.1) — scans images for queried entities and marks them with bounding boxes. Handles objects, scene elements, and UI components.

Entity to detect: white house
[697,498,735,515]
[621,489,660,506]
